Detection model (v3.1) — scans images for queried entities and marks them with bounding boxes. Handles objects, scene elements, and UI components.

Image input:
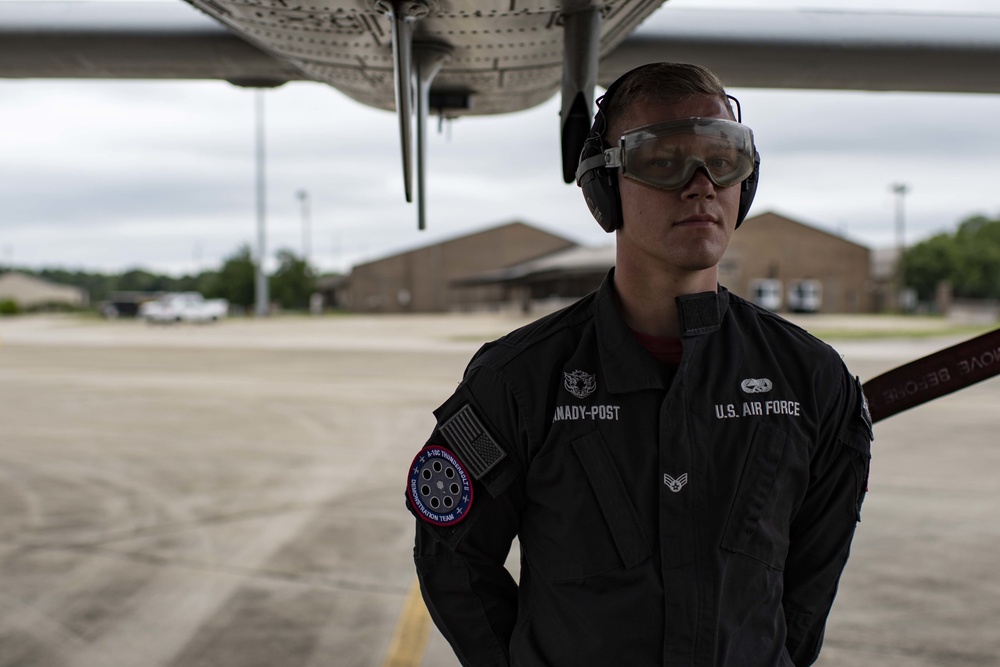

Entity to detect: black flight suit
[407,272,872,667]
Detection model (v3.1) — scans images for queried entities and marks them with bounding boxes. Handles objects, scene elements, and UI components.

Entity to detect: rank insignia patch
[408,445,474,526]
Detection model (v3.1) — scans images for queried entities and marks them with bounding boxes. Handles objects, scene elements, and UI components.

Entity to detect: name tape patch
[408,445,473,526]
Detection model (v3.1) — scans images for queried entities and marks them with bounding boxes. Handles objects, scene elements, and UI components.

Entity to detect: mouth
[675,215,718,227]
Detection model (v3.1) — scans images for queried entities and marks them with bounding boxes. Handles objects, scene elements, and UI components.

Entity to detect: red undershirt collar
[630,329,683,366]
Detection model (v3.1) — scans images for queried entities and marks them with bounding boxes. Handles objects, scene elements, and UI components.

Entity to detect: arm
[783,371,872,666]
[409,365,527,667]
[414,490,521,666]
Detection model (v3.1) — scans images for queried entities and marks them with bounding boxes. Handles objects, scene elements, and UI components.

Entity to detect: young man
[406,63,872,666]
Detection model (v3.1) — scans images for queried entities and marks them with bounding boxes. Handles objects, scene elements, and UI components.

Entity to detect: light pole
[254,89,269,317]
[891,183,909,311]
[297,189,311,266]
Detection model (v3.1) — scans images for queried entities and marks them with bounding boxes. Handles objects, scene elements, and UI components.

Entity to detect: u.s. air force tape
[408,445,473,526]
[438,404,507,480]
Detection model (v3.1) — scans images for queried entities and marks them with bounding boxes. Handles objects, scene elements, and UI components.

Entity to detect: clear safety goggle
[588,117,757,190]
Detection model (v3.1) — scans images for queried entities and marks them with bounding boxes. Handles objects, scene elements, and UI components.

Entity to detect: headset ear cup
[736,150,760,228]
[581,165,621,233]
[578,134,622,232]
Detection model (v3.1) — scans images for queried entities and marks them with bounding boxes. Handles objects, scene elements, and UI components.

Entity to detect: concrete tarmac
[1,313,998,667]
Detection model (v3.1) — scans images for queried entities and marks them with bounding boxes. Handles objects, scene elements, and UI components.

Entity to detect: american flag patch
[439,404,506,480]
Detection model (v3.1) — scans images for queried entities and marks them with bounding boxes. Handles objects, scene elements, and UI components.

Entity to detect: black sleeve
[409,364,528,667]
[783,370,872,666]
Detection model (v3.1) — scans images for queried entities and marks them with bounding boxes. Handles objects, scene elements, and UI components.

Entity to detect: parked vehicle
[139,292,228,323]
[787,280,823,313]
[748,279,782,311]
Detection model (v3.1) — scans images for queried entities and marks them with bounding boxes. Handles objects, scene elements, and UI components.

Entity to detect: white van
[787,280,822,313]
[749,279,782,311]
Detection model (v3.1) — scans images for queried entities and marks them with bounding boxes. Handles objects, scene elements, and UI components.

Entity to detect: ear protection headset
[576,65,761,233]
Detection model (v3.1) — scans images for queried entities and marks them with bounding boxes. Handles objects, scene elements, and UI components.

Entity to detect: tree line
[7,244,326,312]
[905,215,1000,303]
[9,216,999,313]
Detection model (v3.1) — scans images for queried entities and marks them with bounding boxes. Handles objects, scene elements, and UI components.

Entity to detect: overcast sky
[4,0,1000,276]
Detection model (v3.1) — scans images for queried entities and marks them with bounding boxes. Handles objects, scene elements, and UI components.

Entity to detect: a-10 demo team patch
[408,445,474,526]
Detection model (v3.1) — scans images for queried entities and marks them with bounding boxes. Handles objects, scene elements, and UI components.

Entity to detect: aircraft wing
[0,0,661,112]
[0,1,302,86]
[605,7,1000,94]
[6,3,1000,100]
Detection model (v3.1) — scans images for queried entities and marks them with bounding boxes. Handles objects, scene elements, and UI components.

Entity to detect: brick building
[344,221,577,312]
[721,211,874,313]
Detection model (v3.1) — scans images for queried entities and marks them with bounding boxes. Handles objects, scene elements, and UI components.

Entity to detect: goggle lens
[619,118,756,190]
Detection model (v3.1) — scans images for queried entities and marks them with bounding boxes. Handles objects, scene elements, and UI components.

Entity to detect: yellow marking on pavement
[382,578,432,667]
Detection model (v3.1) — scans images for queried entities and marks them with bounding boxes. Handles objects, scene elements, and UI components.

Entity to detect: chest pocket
[521,431,652,581]
[720,423,792,570]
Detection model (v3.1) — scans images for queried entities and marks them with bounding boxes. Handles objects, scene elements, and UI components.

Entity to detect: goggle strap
[575,152,613,183]
[727,94,742,122]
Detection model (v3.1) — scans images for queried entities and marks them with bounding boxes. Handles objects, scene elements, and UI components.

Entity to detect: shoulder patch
[408,445,474,526]
[438,404,507,480]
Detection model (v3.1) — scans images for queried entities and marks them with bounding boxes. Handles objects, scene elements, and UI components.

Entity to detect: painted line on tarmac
[381,578,432,667]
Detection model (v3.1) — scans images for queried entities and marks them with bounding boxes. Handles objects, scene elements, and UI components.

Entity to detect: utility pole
[297,189,311,266]
[891,183,909,311]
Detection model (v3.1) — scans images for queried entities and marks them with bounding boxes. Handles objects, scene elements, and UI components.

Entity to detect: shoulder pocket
[720,423,790,569]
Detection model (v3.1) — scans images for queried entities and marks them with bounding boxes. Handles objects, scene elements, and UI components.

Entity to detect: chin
[669,242,727,271]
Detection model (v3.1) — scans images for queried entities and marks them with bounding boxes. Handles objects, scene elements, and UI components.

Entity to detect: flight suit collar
[594,269,730,394]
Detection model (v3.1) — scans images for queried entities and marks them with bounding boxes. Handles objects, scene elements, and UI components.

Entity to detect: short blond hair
[600,63,734,143]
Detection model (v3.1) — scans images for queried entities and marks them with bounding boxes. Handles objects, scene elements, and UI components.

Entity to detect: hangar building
[344,213,874,314]
[344,221,576,313]
[0,272,89,310]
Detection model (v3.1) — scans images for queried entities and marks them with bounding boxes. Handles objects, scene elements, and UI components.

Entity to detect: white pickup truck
[139,292,228,323]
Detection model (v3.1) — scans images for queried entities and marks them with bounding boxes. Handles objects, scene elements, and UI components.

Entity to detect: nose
[680,167,717,198]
